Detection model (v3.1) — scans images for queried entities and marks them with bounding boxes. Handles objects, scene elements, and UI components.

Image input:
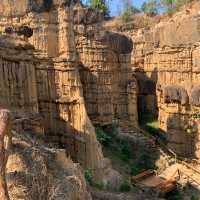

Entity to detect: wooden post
[0,109,12,200]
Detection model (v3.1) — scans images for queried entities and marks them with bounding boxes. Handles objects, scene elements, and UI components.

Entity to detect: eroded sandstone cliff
[0,0,138,188]
[113,1,200,159]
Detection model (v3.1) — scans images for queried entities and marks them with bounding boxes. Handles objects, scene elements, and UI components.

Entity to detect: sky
[82,0,147,16]
[109,0,146,16]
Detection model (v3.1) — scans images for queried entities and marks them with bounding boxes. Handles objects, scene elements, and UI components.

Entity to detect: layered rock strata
[127,3,200,158]
[0,0,137,184]
[74,3,137,126]
[0,0,137,128]
[157,84,200,158]
[0,12,105,181]
[103,1,200,158]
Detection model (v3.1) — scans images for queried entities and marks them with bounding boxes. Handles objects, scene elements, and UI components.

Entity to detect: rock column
[0,109,11,200]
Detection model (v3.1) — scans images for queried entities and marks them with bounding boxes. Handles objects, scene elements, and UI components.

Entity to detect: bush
[96,127,112,146]
[191,196,199,200]
[86,0,110,16]
[84,169,104,189]
[130,166,142,176]
[121,6,141,22]
[141,0,158,16]
[84,169,93,185]
[161,0,194,14]
[118,141,131,162]
[165,189,183,200]
[136,150,154,169]
[103,123,118,138]
[119,180,131,192]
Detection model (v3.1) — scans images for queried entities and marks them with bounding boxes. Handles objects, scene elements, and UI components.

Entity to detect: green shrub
[165,189,183,200]
[130,166,142,176]
[84,169,104,189]
[161,0,194,14]
[119,180,131,192]
[86,0,110,16]
[96,126,112,146]
[118,141,131,162]
[121,7,140,22]
[141,0,158,16]
[84,169,93,185]
[131,185,140,193]
[136,150,154,170]
[191,196,199,200]
[103,123,119,137]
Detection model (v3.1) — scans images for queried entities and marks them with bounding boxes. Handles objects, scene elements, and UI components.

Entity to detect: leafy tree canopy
[121,0,141,22]
[160,0,194,14]
[85,0,110,16]
[141,0,158,16]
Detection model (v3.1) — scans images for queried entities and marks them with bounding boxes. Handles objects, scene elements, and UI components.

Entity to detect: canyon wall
[0,0,104,181]
[0,0,137,185]
[0,38,93,199]
[73,3,137,126]
[120,3,200,158]
[0,0,138,129]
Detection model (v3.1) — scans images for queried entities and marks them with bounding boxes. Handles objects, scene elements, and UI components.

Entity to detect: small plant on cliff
[165,189,183,200]
[160,0,177,14]
[130,148,155,175]
[84,169,93,185]
[119,179,140,193]
[84,169,104,189]
[119,180,131,192]
[85,0,111,16]
[121,0,141,22]
[96,126,112,146]
[118,141,131,162]
[191,196,199,200]
[160,0,194,14]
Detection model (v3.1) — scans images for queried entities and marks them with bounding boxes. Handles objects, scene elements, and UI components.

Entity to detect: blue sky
[82,0,147,16]
[109,0,146,16]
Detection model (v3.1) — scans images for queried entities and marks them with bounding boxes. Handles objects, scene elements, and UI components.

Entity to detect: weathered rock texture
[8,116,92,200]
[0,38,100,199]
[111,2,200,158]
[157,85,198,157]
[0,109,12,200]
[0,0,138,129]
[73,3,137,126]
[139,4,200,158]
[0,0,137,185]
[0,0,106,179]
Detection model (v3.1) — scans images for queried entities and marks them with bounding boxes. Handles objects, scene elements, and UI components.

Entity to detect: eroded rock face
[0,37,103,200]
[73,3,104,25]
[73,5,137,127]
[120,2,200,158]
[0,0,136,186]
[0,109,12,200]
[0,0,76,16]
[0,108,92,200]
[156,84,200,158]
[7,128,92,200]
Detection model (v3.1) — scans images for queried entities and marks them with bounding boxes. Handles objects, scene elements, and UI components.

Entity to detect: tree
[160,0,194,14]
[141,0,158,16]
[121,0,141,22]
[160,0,176,13]
[86,0,110,16]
